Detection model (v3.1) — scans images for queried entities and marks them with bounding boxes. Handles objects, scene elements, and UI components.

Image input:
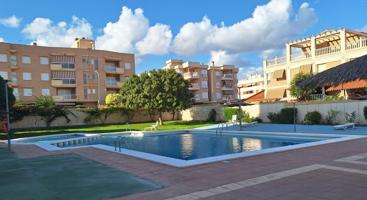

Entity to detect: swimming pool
[12,130,361,167]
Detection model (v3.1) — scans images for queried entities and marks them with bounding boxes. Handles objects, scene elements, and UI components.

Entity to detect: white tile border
[4,129,365,168]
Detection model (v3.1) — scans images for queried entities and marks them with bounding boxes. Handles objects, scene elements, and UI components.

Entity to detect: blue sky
[1,0,367,78]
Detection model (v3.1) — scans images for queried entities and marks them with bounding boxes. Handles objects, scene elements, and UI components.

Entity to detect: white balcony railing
[290,52,312,62]
[222,74,233,79]
[189,83,200,90]
[346,38,367,50]
[315,46,341,56]
[266,56,287,67]
[183,72,200,79]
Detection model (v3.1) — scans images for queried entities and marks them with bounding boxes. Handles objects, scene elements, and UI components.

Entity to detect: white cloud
[361,25,367,32]
[136,24,172,55]
[0,37,4,42]
[173,0,316,55]
[0,15,22,28]
[96,7,172,56]
[22,16,92,47]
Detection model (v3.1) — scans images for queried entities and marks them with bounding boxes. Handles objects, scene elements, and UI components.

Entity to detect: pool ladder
[114,136,125,152]
[216,123,228,135]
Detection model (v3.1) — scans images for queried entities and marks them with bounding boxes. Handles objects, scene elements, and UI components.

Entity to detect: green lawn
[1,120,216,140]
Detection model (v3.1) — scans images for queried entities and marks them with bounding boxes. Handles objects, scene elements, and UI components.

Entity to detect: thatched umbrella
[297,54,367,88]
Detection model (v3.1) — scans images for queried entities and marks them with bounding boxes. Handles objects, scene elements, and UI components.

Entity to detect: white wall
[242,100,367,124]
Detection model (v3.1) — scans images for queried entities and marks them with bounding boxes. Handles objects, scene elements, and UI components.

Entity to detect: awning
[272,69,285,79]
[299,64,312,74]
[326,79,367,92]
[266,89,286,99]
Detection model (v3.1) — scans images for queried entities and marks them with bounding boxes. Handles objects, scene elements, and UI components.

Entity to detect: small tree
[34,96,73,128]
[290,73,315,101]
[304,111,322,124]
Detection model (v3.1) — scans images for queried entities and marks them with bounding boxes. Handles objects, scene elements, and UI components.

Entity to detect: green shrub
[253,117,263,123]
[345,112,356,123]
[224,108,240,121]
[267,108,297,124]
[207,109,217,122]
[324,109,340,124]
[304,111,322,124]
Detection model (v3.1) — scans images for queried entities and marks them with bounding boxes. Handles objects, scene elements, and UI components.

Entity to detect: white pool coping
[5,129,366,168]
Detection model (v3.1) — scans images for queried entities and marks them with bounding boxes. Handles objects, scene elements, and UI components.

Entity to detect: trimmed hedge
[304,111,322,124]
[267,108,297,124]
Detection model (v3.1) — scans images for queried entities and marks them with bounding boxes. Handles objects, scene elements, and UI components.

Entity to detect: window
[216,92,221,99]
[201,92,208,99]
[41,88,50,96]
[13,88,19,99]
[23,88,33,97]
[41,73,49,81]
[10,55,17,66]
[23,72,32,80]
[22,56,31,64]
[83,73,88,84]
[201,81,208,89]
[0,54,7,62]
[40,57,49,65]
[84,88,88,98]
[201,70,207,78]
[216,82,221,88]
[216,71,221,76]
[125,63,131,70]
[0,71,8,80]
[11,72,17,83]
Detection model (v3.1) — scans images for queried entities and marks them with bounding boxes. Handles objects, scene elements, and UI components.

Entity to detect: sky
[1,0,367,79]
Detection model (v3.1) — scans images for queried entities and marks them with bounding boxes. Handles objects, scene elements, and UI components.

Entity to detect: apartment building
[0,38,134,107]
[163,60,238,103]
[238,73,264,100]
[264,29,367,100]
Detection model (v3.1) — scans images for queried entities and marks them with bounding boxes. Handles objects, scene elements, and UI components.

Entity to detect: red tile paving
[2,137,367,200]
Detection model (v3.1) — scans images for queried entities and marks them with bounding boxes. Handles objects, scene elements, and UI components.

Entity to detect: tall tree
[0,76,16,121]
[290,73,315,101]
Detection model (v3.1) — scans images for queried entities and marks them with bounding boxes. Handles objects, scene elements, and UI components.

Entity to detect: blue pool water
[54,133,324,160]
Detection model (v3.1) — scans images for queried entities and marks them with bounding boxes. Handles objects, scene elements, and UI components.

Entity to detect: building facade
[238,73,264,100]
[263,29,367,100]
[163,60,238,103]
[0,38,135,107]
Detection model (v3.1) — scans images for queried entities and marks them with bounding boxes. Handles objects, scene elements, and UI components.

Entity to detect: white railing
[315,46,341,56]
[223,74,233,79]
[346,38,367,50]
[106,79,118,86]
[266,56,286,67]
[309,94,328,101]
[290,52,311,62]
[183,72,200,79]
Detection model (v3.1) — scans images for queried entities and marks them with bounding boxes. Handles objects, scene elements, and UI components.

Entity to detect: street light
[237,86,243,131]
[94,70,100,106]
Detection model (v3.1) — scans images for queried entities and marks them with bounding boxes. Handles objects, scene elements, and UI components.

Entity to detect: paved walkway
[3,135,367,200]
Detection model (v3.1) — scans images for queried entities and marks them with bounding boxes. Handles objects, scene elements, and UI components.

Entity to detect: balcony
[346,38,367,50]
[51,79,76,87]
[53,94,77,102]
[105,80,123,88]
[222,74,234,80]
[315,46,341,56]
[222,84,234,90]
[183,72,200,79]
[105,66,124,74]
[50,63,75,71]
[189,83,200,90]
[266,56,286,67]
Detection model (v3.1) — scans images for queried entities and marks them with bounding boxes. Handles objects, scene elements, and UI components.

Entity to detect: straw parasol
[297,54,367,89]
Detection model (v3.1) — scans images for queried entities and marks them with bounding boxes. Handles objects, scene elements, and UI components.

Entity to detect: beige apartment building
[264,29,367,100]
[238,73,264,100]
[0,38,134,107]
[163,60,238,103]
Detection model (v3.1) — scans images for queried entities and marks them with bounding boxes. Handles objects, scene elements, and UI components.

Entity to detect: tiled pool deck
[3,124,367,200]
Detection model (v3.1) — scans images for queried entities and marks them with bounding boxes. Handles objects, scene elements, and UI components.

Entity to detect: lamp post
[3,80,11,151]
[292,101,297,132]
[94,70,100,106]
